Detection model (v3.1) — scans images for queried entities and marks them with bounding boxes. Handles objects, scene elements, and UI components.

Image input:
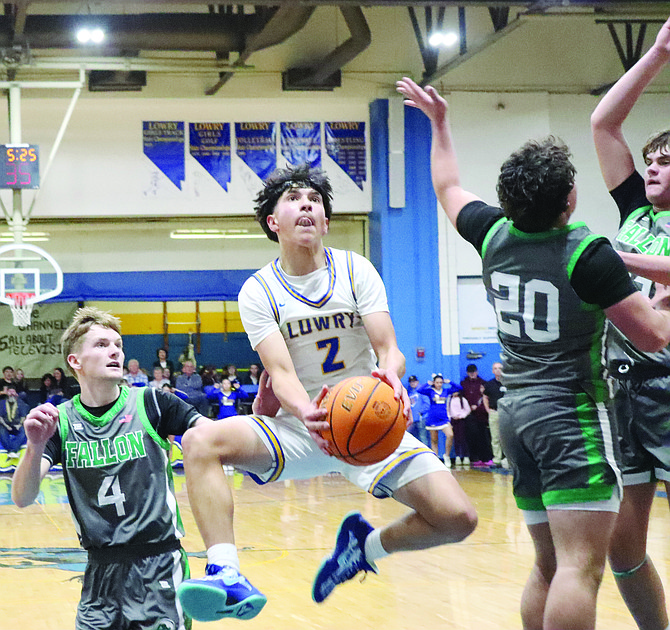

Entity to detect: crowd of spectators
[2,358,508,464]
[0,355,263,459]
[406,363,507,470]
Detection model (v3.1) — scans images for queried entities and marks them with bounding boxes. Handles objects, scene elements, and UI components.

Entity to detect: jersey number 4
[491,271,559,342]
[98,475,127,516]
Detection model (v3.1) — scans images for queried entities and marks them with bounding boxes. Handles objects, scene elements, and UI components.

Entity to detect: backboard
[0,242,63,326]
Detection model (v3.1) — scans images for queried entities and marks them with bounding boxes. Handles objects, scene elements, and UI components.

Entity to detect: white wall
[0,94,372,220]
[441,90,670,279]
[1,89,668,278]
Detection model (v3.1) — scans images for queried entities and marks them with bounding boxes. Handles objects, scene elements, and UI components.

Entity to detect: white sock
[364,528,389,565]
[206,543,240,571]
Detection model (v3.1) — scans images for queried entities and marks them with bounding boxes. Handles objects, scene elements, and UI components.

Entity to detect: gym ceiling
[0,1,669,96]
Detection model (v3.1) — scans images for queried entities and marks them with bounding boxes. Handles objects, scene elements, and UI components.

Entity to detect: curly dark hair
[496,137,576,233]
[642,129,670,160]
[253,163,333,242]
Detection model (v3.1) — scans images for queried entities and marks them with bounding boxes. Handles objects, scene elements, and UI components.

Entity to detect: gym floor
[1,467,667,629]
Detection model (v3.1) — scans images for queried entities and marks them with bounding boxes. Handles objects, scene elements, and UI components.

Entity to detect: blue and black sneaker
[177,564,267,621]
[312,511,378,603]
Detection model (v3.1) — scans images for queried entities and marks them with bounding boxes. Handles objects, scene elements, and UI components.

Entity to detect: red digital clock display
[0,144,39,189]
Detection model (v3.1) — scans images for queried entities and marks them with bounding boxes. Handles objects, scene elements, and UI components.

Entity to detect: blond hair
[61,307,122,376]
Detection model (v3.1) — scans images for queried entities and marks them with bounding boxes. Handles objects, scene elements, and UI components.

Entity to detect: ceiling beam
[4,1,670,8]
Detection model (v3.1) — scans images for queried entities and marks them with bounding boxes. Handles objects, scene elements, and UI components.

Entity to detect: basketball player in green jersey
[12,307,210,630]
[397,76,670,630]
[591,14,670,630]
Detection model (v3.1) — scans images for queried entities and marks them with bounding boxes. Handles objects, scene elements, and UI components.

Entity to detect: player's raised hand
[24,403,59,446]
[653,15,670,57]
[396,76,448,123]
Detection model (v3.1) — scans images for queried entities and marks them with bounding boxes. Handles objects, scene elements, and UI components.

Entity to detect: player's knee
[182,424,218,461]
[434,500,478,542]
[451,503,478,541]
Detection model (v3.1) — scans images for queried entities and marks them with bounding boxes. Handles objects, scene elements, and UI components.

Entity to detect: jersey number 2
[491,271,559,342]
[98,475,127,517]
[316,337,345,374]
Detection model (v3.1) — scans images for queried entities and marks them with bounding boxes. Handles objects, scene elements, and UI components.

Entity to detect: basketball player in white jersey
[176,164,477,622]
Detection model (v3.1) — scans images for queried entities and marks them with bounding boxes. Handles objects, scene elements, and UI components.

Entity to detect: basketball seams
[325,380,347,460]
[354,401,403,459]
[345,380,383,459]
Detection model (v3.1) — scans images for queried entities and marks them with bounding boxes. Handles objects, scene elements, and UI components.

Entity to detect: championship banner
[189,122,231,191]
[325,122,366,190]
[0,302,78,377]
[235,122,276,181]
[281,122,321,169]
[143,121,185,189]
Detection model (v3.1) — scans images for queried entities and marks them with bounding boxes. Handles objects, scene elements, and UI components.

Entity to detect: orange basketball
[319,376,405,466]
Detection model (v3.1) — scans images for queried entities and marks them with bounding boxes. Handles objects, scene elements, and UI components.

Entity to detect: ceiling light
[170,229,266,240]
[0,232,49,243]
[429,31,459,48]
[90,29,105,44]
[76,28,105,45]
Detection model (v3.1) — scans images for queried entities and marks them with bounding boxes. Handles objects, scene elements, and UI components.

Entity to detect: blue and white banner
[281,122,321,169]
[143,121,185,189]
[235,122,276,181]
[325,122,366,190]
[189,123,231,191]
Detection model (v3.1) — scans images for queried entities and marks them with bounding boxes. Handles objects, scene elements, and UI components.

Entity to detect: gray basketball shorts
[76,547,191,630]
[609,374,670,484]
[498,387,621,512]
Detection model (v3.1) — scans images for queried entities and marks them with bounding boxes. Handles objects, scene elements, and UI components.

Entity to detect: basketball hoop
[0,243,63,328]
[8,292,34,327]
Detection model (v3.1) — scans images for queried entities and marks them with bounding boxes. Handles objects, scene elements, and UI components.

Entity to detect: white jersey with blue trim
[239,248,388,402]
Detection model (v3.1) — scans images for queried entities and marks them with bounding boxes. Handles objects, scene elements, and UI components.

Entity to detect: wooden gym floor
[1,467,668,629]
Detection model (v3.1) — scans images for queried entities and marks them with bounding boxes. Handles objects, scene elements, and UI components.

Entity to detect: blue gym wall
[370,99,464,385]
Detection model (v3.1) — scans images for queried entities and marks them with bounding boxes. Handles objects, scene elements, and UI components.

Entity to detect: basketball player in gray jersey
[397,76,670,630]
[12,307,210,630]
[592,14,670,630]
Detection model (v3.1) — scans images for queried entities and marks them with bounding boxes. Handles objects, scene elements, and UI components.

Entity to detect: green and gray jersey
[609,203,670,368]
[481,219,607,402]
[56,387,185,550]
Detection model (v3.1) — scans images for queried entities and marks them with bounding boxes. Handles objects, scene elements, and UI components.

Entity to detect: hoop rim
[7,291,37,307]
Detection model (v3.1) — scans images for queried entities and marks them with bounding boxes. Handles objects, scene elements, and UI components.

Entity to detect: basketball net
[8,292,34,327]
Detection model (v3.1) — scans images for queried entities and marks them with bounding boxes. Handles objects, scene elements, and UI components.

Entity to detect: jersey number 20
[491,271,559,342]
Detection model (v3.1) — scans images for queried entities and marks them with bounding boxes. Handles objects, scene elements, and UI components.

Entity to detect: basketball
[319,375,405,466]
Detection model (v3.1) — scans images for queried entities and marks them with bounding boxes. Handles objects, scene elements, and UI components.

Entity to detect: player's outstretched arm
[11,404,58,507]
[396,77,480,228]
[618,251,670,284]
[591,15,670,191]
[605,290,670,353]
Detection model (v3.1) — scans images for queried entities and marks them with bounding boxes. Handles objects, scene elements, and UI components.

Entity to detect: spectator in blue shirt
[205,379,248,420]
[418,374,461,467]
[406,375,429,447]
